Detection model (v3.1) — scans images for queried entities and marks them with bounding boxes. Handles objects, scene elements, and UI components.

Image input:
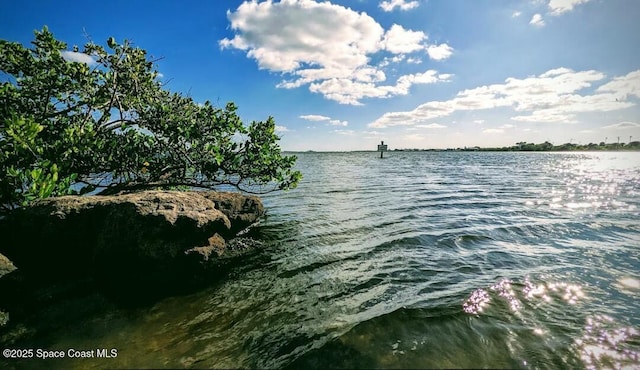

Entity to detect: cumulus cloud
[548,0,591,15]
[61,51,96,65]
[381,24,427,54]
[426,43,454,61]
[529,14,545,26]
[220,1,383,73]
[397,70,452,89]
[275,125,290,132]
[595,70,640,100]
[369,68,638,128]
[221,0,452,104]
[306,70,451,105]
[379,0,420,12]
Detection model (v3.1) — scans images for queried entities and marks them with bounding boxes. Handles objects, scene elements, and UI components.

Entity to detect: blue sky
[1,0,639,150]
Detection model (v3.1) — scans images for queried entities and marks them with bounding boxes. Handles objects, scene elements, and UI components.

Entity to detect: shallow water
[2,151,639,369]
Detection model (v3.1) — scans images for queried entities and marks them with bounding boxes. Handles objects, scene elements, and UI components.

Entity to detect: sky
[1,0,639,151]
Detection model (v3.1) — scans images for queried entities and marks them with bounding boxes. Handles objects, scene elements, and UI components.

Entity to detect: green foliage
[510,141,638,152]
[0,27,300,212]
[1,115,78,206]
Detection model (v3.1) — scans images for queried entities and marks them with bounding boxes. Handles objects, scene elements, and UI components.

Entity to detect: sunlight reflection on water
[618,277,640,290]
[463,275,639,369]
[577,315,639,370]
[463,277,587,315]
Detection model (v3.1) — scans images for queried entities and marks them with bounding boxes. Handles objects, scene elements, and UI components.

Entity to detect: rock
[200,192,265,235]
[0,253,16,278]
[185,233,227,261]
[0,191,265,291]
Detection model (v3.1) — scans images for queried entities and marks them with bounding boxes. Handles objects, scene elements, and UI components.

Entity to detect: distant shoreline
[393,147,640,153]
[286,141,640,153]
[286,148,640,153]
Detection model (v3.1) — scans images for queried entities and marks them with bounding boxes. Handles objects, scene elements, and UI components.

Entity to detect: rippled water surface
[3,151,640,369]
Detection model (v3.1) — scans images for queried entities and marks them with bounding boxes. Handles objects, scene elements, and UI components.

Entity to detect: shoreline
[285,148,640,153]
[284,141,640,153]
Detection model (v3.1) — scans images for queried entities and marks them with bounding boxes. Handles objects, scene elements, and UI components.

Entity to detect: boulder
[0,191,265,290]
[200,191,265,235]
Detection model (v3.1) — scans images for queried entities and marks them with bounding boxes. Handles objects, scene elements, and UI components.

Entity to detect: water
[2,151,639,369]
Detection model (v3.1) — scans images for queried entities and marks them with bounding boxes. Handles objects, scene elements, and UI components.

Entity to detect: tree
[540,141,553,151]
[0,27,301,213]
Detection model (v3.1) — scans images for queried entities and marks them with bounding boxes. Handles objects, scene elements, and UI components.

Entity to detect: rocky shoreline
[0,190,266,320]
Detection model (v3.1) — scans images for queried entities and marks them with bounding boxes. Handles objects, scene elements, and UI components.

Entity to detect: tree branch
[101,118,135,131]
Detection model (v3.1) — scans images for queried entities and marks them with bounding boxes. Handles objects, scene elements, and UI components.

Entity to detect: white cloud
[300,114,348,126]
[510,111,577,123]
[379,55,406,67]
[473,119,485,124]
[308,79,388,105]
[602,121,640,130]
[308,69,451,105]
[61,51,96,65]
[406,57,423,64]
[395,70,452,92]
[548,0,591,15]
[221,0,452,104]
[275,125,290,132]
[512,11,522,18]
[529,14,545,27]
[416,123,447,129]
[300,114,331,121]
[381,24,427,54]
[379,0,420,12]
[595,70,640,100]
[369,68,638,128]
[426,43,454,61]
[329,119,348,126]
[220,1,383,73]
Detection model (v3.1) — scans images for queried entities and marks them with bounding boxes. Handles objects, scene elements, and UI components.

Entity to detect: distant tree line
[394,140,640,152]
[479,141,640,152]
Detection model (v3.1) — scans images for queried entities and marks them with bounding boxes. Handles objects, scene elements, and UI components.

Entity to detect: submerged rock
[0,191,265,291]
